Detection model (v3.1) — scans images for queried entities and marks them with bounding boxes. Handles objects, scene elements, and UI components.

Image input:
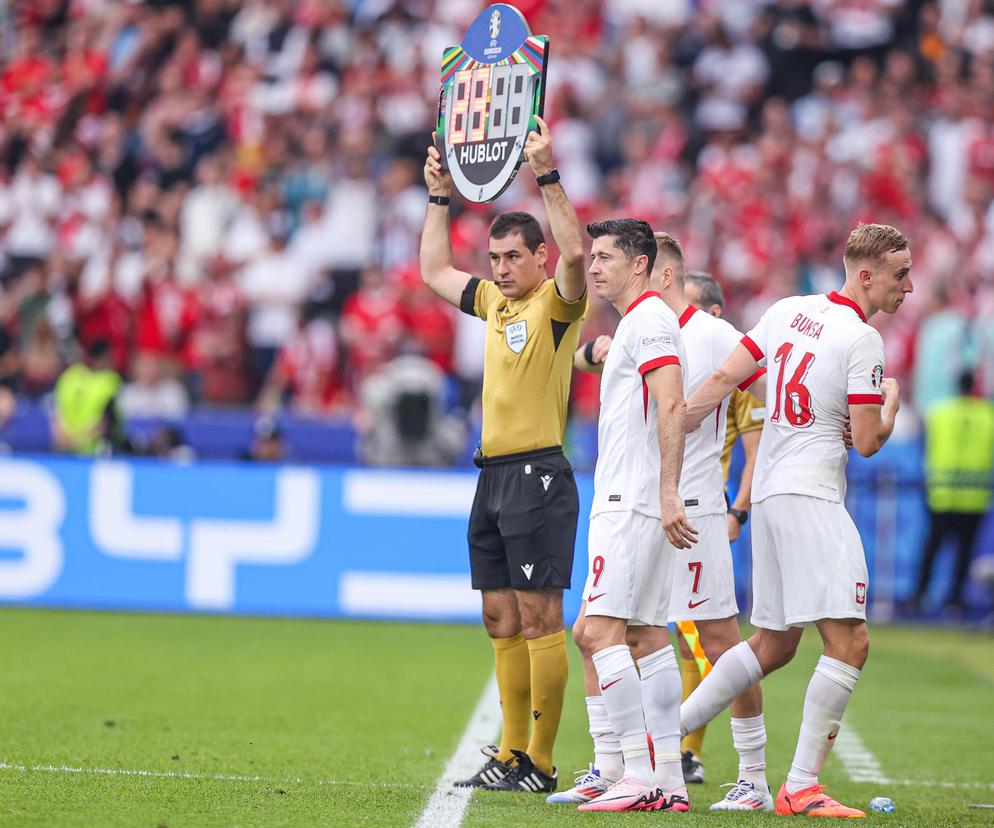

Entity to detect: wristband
[583,340,597,366]
[728,507,749,526]
[535,168,560,187]
[428,195,451,206]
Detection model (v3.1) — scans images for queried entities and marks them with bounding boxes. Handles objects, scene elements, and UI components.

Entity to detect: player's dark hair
[489,211,545,253]
[686,270,724,310]
[587,218,656,276]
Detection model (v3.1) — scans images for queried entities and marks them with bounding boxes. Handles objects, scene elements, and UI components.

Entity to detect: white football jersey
[678,306,763,517]
[743,291,885,504]
[591,292,685,519]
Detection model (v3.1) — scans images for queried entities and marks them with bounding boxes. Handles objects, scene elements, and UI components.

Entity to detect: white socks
[786,655,861,793]
[591,645,653,785]
[585,695,623,782]
[730,714,768,789]
[637,646,684,792]
[681,641,763,735]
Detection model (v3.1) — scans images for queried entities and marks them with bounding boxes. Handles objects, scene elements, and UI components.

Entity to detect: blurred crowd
[2,0,994,452]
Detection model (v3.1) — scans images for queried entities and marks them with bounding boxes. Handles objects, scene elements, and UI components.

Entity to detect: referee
[420,115,587,794]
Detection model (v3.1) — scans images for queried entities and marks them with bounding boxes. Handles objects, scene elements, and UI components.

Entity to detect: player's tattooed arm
[849,377,900,457]
[525,116,586,302]
[573,335,613,373]
[420,144,473,308]
[645,364,699,549]
[686,343,760,431]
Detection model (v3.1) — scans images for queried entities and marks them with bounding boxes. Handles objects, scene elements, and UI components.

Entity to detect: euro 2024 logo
[870,364,883,390]
[489,9,501,41]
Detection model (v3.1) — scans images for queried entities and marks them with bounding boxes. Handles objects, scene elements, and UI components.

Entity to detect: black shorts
[468,446,579,591]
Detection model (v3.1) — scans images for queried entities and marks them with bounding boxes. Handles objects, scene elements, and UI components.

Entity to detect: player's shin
[591,644,654,785]
[491,633,532,762]
[586,694,623,782]
[525,631,568,775]
[786,655,860,793]
[680,655,707,756]
[730,709,769,789]
[636,645,685,793]
[680,641,763,735]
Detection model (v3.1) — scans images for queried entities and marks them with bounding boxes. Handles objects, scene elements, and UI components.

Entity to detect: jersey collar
[678,305,698,328]
[625,290,661,316]
[827,290,867,322]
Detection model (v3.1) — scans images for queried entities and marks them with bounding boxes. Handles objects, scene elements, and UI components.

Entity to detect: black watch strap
[535,168,560,187]
[428,194,451,206]
[728,507,749,525]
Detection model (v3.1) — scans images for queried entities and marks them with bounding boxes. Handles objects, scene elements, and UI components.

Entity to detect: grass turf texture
[0,610,991,827]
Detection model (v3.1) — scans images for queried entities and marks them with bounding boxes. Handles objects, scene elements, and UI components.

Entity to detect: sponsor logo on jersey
[687,598,710,609]
[540,474,553,491]
[521,563,534,580]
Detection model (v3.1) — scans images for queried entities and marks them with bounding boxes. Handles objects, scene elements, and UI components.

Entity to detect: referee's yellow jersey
[721,387,765,484]
[469,277,588,457]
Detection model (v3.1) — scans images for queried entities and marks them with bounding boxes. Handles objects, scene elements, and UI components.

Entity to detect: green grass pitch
[1,608,992,827]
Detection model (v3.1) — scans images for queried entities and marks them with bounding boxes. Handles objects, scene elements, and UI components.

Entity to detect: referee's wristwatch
[728,507,749,526]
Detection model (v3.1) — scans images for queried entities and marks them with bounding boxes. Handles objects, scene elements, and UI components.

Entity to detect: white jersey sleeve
[846,331,885,405]
[634,319,681,375]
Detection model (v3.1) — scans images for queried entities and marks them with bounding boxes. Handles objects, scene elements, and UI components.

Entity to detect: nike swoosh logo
[687,598,710,609]
[587,593,607,603]
[600,677,622,691]
[827,732,837,740]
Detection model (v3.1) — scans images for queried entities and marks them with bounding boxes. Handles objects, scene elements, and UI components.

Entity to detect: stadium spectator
[245,414,287,462]
[339,264,405,391]
[117,350,190,421]
[258,308,344,415]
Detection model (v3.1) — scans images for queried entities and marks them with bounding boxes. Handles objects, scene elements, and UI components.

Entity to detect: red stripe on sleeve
[639,355,680,376]
[848,393,883,405]
[738,366,767,392]
[741,335,764,361]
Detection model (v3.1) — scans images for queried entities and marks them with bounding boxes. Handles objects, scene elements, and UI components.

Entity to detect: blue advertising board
[1,453,986,622]
[0,456,591,622]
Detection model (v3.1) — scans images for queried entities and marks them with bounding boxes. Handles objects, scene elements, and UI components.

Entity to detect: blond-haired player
[680,223,911,818]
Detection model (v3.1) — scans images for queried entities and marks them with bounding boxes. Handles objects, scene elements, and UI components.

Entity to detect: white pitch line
[833,725,892,784]
[413,673,501,828]
[0,762,422,789]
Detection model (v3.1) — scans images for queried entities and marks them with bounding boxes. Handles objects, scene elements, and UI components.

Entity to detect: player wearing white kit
[561,233,773,812]
[680,223,912,819]
[574,219,695,813]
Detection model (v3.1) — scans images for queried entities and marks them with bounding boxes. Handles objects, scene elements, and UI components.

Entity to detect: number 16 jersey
[742,291,885,505]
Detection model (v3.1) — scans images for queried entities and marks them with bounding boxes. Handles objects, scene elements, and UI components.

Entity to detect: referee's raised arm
[524,115,586,302]
[419,143,474,308]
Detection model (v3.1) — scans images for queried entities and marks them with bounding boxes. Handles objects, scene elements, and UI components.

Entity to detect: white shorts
[667,512,739,623]
[582,510,674,627]
[750,494,869,631]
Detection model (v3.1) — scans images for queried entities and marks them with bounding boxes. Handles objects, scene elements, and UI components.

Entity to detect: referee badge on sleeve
[506,320,528,353]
